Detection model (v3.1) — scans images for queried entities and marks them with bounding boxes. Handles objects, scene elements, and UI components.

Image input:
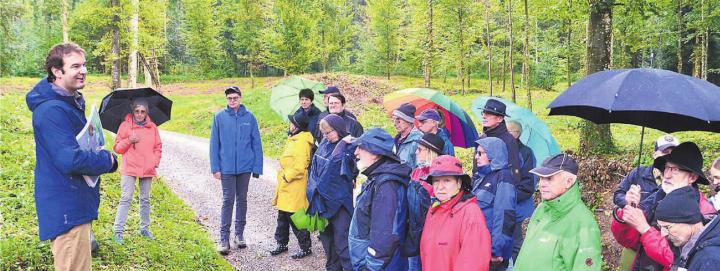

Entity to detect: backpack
[401,180,432,257]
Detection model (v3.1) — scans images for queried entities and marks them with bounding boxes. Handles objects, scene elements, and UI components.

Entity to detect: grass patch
[0,92,232,270]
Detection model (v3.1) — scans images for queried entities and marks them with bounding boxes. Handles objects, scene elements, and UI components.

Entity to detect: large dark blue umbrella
[99,87,173,133]
[548,68,720,133]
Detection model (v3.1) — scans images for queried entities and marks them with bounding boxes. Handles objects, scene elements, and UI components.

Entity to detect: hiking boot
[113,233,124,245]
[140,229,155,240]
[232,235,247,249]
[291,249,312,259]
[269,244,288,256]
[217,240,230,255]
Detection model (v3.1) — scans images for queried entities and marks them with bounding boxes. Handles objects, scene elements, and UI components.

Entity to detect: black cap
[417,133,445,155]
[319,86,340,94]
[481,98,510,117]
[225,86,241,95]
[288,112,310,132]
[655,186,703,224]
[653,142,707,185]
[530,153,578,177]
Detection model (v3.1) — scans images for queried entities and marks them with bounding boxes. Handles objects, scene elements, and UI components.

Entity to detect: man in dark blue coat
[506,121,537,262]
[294,88,322,144]
[26,43,118,270]
[478,99,521,188]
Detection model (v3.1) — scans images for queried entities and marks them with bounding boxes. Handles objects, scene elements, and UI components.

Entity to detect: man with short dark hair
[294,88,322,143]
[210,86,264,254]
[27,42,118,270]
[416,109,454,156]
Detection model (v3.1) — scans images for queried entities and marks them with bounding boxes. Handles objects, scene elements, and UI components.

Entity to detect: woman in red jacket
[112,99,162,244]
[420,155,491,271]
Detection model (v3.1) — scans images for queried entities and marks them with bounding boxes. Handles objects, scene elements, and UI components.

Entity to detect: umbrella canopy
[99,87,173,133]
[548,68,720,133]
[473,97,561,166]
[383,88,479,148]
[270,76,326,121]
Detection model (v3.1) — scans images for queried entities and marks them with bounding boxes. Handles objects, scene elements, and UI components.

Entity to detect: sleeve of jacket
[455,205,491,271]
[568,226,603,271]
[35,105,115,176]
[366,181,402,271]
[516,146,536,201]
[113,121,132,154]
[209,114,221,173]
[610,208,641,250]
[639,227,674,267]
[251,115,264,176]
[283,138,311,182]
[491,175,517,258]
[613,168,638,208]
[153,126,162,167]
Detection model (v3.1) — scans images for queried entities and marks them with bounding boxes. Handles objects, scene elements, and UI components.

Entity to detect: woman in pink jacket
[420,155,491,271]
[112,99,162,244]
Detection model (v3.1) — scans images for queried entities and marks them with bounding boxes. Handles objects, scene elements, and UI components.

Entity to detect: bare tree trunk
[485,0,493,96]
[701,0,708,80]
[423,0,433,88]
[581,0,614,153]
[111,0,121,90]
[61,0,69,42]
[128,0,139,88]
[676,0,683,73]
[459,7,466,95]
[523,0,531,111]
[144,60,152,87]
[509,0,516,102]
[566,0,572,88]
[249,63,256,89]
[502,49,506,93]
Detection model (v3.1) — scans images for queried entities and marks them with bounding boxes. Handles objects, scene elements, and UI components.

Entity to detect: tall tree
[676,0,683,73]
[439,0,475,94]
[367,0,402,80]
[316,0,355,73]
[128,0,139,88]
[182,0,222,73]
[265,0,319,75]
[484,0,493,95]
[224,0,268,88]
[61,0,69,42]
[111,0,120,89]
[508,0,516,102]
[423,0,434,87]
[523,0,531,110]
[581,0,614,153]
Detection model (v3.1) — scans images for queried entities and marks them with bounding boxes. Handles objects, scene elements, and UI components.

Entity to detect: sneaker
[217,240,230,255]
[291,249,312,259]
[232,235,247,249]
[113,233,124,245]
[140,229,155,240]
[269,244,288,256]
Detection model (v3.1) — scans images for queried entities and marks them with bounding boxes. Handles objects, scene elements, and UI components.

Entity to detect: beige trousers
[51,223,91,271]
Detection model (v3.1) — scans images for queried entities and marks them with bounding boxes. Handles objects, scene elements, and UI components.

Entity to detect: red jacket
[611,189,716,271]
[113,114,162,177]
[420,191,491,271]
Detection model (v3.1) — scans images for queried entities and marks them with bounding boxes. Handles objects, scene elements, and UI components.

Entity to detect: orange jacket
[113,114,162,177]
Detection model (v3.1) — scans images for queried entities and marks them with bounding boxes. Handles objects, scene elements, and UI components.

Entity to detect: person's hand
[129,134,140,143]
[213,172,221,180]
[625,184,641,207]
[342,135,353,144]
[491,256,503,263]
[623,206,651,234]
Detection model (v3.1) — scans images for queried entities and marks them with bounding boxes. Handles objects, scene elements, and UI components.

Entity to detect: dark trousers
[512,219,527,262]
[319,208,352,271]
[274,210,311,250]
[220,173,250,242]
[490,259,509,271]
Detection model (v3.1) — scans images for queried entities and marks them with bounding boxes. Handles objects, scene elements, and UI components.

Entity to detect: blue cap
[319,86,340,94]
[416,109,441,121]
[352,128,400,161]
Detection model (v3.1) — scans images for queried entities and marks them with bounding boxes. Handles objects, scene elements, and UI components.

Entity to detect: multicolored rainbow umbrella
[383,88,479,148]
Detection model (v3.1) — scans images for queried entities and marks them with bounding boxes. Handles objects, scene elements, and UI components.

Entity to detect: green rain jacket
[514,183,602,271]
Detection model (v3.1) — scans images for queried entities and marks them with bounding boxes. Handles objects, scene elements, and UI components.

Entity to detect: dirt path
[156,130,325,270]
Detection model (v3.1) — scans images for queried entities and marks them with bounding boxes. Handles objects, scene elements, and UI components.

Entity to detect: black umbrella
[548,68,720,167]
[99,87,173,133]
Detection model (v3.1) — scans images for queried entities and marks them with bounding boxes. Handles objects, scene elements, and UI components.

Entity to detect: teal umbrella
[472,97,561,166]
[270,76,326,121]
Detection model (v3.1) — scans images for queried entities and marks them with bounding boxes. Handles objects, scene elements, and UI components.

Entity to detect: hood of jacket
[26,78,84,112]
[364,158,412,187]
[476,137,509,171]
[122,113,157,128]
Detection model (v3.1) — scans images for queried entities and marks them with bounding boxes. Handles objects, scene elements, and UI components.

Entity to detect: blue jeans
[408,255,421,271]
[220,173,250,242]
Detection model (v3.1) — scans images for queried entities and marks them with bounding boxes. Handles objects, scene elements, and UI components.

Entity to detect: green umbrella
[270,76,326,121]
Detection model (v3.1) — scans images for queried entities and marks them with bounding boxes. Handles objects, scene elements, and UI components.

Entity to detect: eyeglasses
[322,130,336,136]
[226,96,240,101]
[658,223,676,234]
[664,165,688,175]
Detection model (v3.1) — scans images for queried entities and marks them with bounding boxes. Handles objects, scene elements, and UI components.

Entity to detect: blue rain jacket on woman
[349,158,411,271]
[209,105,263,175]
[306,139,357,218]
[472,137,517,260]
[26,78,117,240]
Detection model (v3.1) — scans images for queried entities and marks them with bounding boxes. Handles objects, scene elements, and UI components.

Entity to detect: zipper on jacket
[234,111,238,174]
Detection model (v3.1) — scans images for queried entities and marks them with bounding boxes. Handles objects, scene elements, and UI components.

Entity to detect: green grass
[0,92,233,270]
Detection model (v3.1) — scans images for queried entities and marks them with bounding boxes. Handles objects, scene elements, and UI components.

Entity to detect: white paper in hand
[75,104,106,187]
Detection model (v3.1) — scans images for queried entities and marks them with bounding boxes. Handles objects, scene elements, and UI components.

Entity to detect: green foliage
[0,92,232,270]
[531,60,558,90]
[365,0,402,78]
[181,0,223,73]
[264,0,321,75]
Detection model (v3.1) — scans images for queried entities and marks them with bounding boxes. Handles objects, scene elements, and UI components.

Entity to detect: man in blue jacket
[210,86,264,254]
[26,43,118,271]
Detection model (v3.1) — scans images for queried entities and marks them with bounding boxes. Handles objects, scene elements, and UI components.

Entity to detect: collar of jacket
[483,120,508,137]
[430,190,475,216]
[305,104,321,116]
[542,182,582,221]
[362,157,387,176]
[225,104,247,116]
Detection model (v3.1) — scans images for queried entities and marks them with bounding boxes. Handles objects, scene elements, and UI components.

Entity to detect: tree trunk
[581,0,614,154]
[508,0,516,102]
[566,0,572,88]
[485,0,493,96]
[144,61,152,87]
[676,0,683,73]
[424,0,433,88]
[701,0,708,80]
[459,7,466,95]
[61,0,69,42]
[111,0,121,90]
[249,63,256,89]
[502,49,506,93]
[523,0,531,111]
[128,0,139,88]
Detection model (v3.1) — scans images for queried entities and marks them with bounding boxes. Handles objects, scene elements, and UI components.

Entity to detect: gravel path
[156,130,325,270]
